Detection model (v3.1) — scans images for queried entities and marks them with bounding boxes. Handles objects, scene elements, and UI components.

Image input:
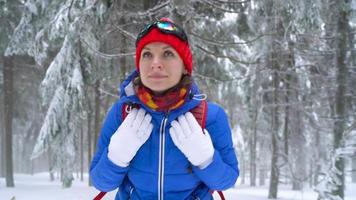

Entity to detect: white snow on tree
[5,0,88,65]
[31,32,85,187]
[5,10,35,57]
[316,152,345,200]
[316,124,356,200]
[6,0,103,187]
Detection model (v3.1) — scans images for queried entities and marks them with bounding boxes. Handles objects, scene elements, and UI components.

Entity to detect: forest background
[1,0,356,199]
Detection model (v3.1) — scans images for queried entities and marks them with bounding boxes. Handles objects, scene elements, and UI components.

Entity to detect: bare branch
[80,38,135,59]
[214,0,251,3]
[196,44,257,65]
[112,24,136,41]
[121,1,170,18]
[189,31,275,46]
[99,87,118,98]
[200,0,242,13]
[68,0,75,21]
[194,72,245,83]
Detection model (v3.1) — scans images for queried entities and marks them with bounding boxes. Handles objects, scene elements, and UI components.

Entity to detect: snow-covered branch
[196,44,257,66]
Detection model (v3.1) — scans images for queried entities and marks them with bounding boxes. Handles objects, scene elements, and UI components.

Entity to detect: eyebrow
[142,45,172,51]
[162,45,172,50]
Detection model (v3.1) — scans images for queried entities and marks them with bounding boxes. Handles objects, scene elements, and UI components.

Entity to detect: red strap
[122,104,129,120]
[190,99,208,128]
[217,191,225,200]
[93,192,106,200]
[210,190,226,200]
[122,101,207,128]
[122,103,140,121]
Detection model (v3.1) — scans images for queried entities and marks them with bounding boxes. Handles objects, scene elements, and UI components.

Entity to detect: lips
[148,73,168,79]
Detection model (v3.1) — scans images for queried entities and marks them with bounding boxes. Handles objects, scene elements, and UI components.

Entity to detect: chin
[150,87,168,93]
[146,84,170,93]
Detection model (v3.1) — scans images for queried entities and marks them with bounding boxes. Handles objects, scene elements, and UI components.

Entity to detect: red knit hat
[135,18,193,74]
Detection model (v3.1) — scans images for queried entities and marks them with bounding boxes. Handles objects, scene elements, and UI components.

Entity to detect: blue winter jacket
[90,71,239,200]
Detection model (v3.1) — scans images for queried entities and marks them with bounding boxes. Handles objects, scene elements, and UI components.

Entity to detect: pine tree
[6,0,107,187]
[1,0,24,186]
[316,1,354,199]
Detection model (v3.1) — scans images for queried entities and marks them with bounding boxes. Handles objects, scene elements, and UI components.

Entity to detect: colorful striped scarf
[133,75,191,112]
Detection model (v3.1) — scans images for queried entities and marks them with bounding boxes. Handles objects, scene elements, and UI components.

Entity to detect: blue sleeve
[90,101,130,192]
[192,104,239,190]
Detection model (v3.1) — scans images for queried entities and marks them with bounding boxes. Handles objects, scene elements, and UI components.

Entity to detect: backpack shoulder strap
[123,100,208,127]
[93,192,106,200]
[122,102,140,121]
[190,99,208,128]
[192,100,226,200]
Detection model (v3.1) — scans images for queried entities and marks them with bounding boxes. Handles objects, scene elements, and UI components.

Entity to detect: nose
[151,56,163,70]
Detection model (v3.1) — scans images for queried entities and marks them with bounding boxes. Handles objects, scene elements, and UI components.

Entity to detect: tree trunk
[240,150,245,185]
[268,50,280,199]
[48,144,55,181]
[3,55,15,187]
[249,111,257,186]
[268,106,279,198]
[259,141,266,186]
[60,168,63,182]
[119,15,129,84]
[0,126,4,178]
[283,69,290,160]
[0,56,5,178]
[292,108,305,191]
[93,80,101,156]
[352,158,356,183]
[80,118,84,181]
[283,73,290,187]
[330,1,348,198]
[249,58,261,187]
[309,161,313,188]
[314,130,321,186]
[0,56,4,178]
[87,86,93,186]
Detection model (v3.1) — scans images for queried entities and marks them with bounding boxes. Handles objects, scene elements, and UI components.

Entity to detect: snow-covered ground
[0,173,355,200]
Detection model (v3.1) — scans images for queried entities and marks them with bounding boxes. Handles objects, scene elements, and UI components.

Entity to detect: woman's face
[139,42,186,94]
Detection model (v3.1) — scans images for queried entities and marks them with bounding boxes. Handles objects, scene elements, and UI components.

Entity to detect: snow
[0,173,116,200]
[352,0,356,10]
[1,173,355,200]
[25,0,38,15]
[31,86,64,159]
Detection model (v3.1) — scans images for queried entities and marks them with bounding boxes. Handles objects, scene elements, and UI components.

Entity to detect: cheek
[171,66,185,83]
[174,63,185,75]
[139,63,149,74]
[139,66,149,83]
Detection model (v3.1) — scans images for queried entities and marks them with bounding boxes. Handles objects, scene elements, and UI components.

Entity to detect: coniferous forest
[1,0,356,199]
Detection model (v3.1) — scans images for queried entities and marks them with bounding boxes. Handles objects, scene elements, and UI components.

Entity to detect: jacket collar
[119,70,204,117]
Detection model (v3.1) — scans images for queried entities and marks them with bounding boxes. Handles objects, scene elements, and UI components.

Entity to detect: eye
[142,51,152,58]
[163,50,174,57]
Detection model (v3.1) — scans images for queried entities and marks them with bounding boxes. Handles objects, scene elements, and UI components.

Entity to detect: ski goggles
[135,20,188,46]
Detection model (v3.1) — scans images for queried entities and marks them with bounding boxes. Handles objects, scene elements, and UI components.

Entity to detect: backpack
[94,100,225,200]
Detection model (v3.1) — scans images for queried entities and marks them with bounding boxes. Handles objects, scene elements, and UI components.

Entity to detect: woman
[90,18,239,200]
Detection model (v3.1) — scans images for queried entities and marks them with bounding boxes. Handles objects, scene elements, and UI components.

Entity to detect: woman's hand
[108,108,153,167]
[169,112,214,169]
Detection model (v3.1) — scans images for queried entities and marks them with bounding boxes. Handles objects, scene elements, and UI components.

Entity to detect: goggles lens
[136,21,188,46]
[157,21,176,31]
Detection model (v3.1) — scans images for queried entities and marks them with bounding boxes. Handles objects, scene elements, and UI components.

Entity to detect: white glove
[169,112,214,169]
[108,108,153,167]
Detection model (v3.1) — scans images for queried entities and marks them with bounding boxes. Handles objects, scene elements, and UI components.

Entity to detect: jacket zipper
[129,186,134,200]
[158,112,169,200]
